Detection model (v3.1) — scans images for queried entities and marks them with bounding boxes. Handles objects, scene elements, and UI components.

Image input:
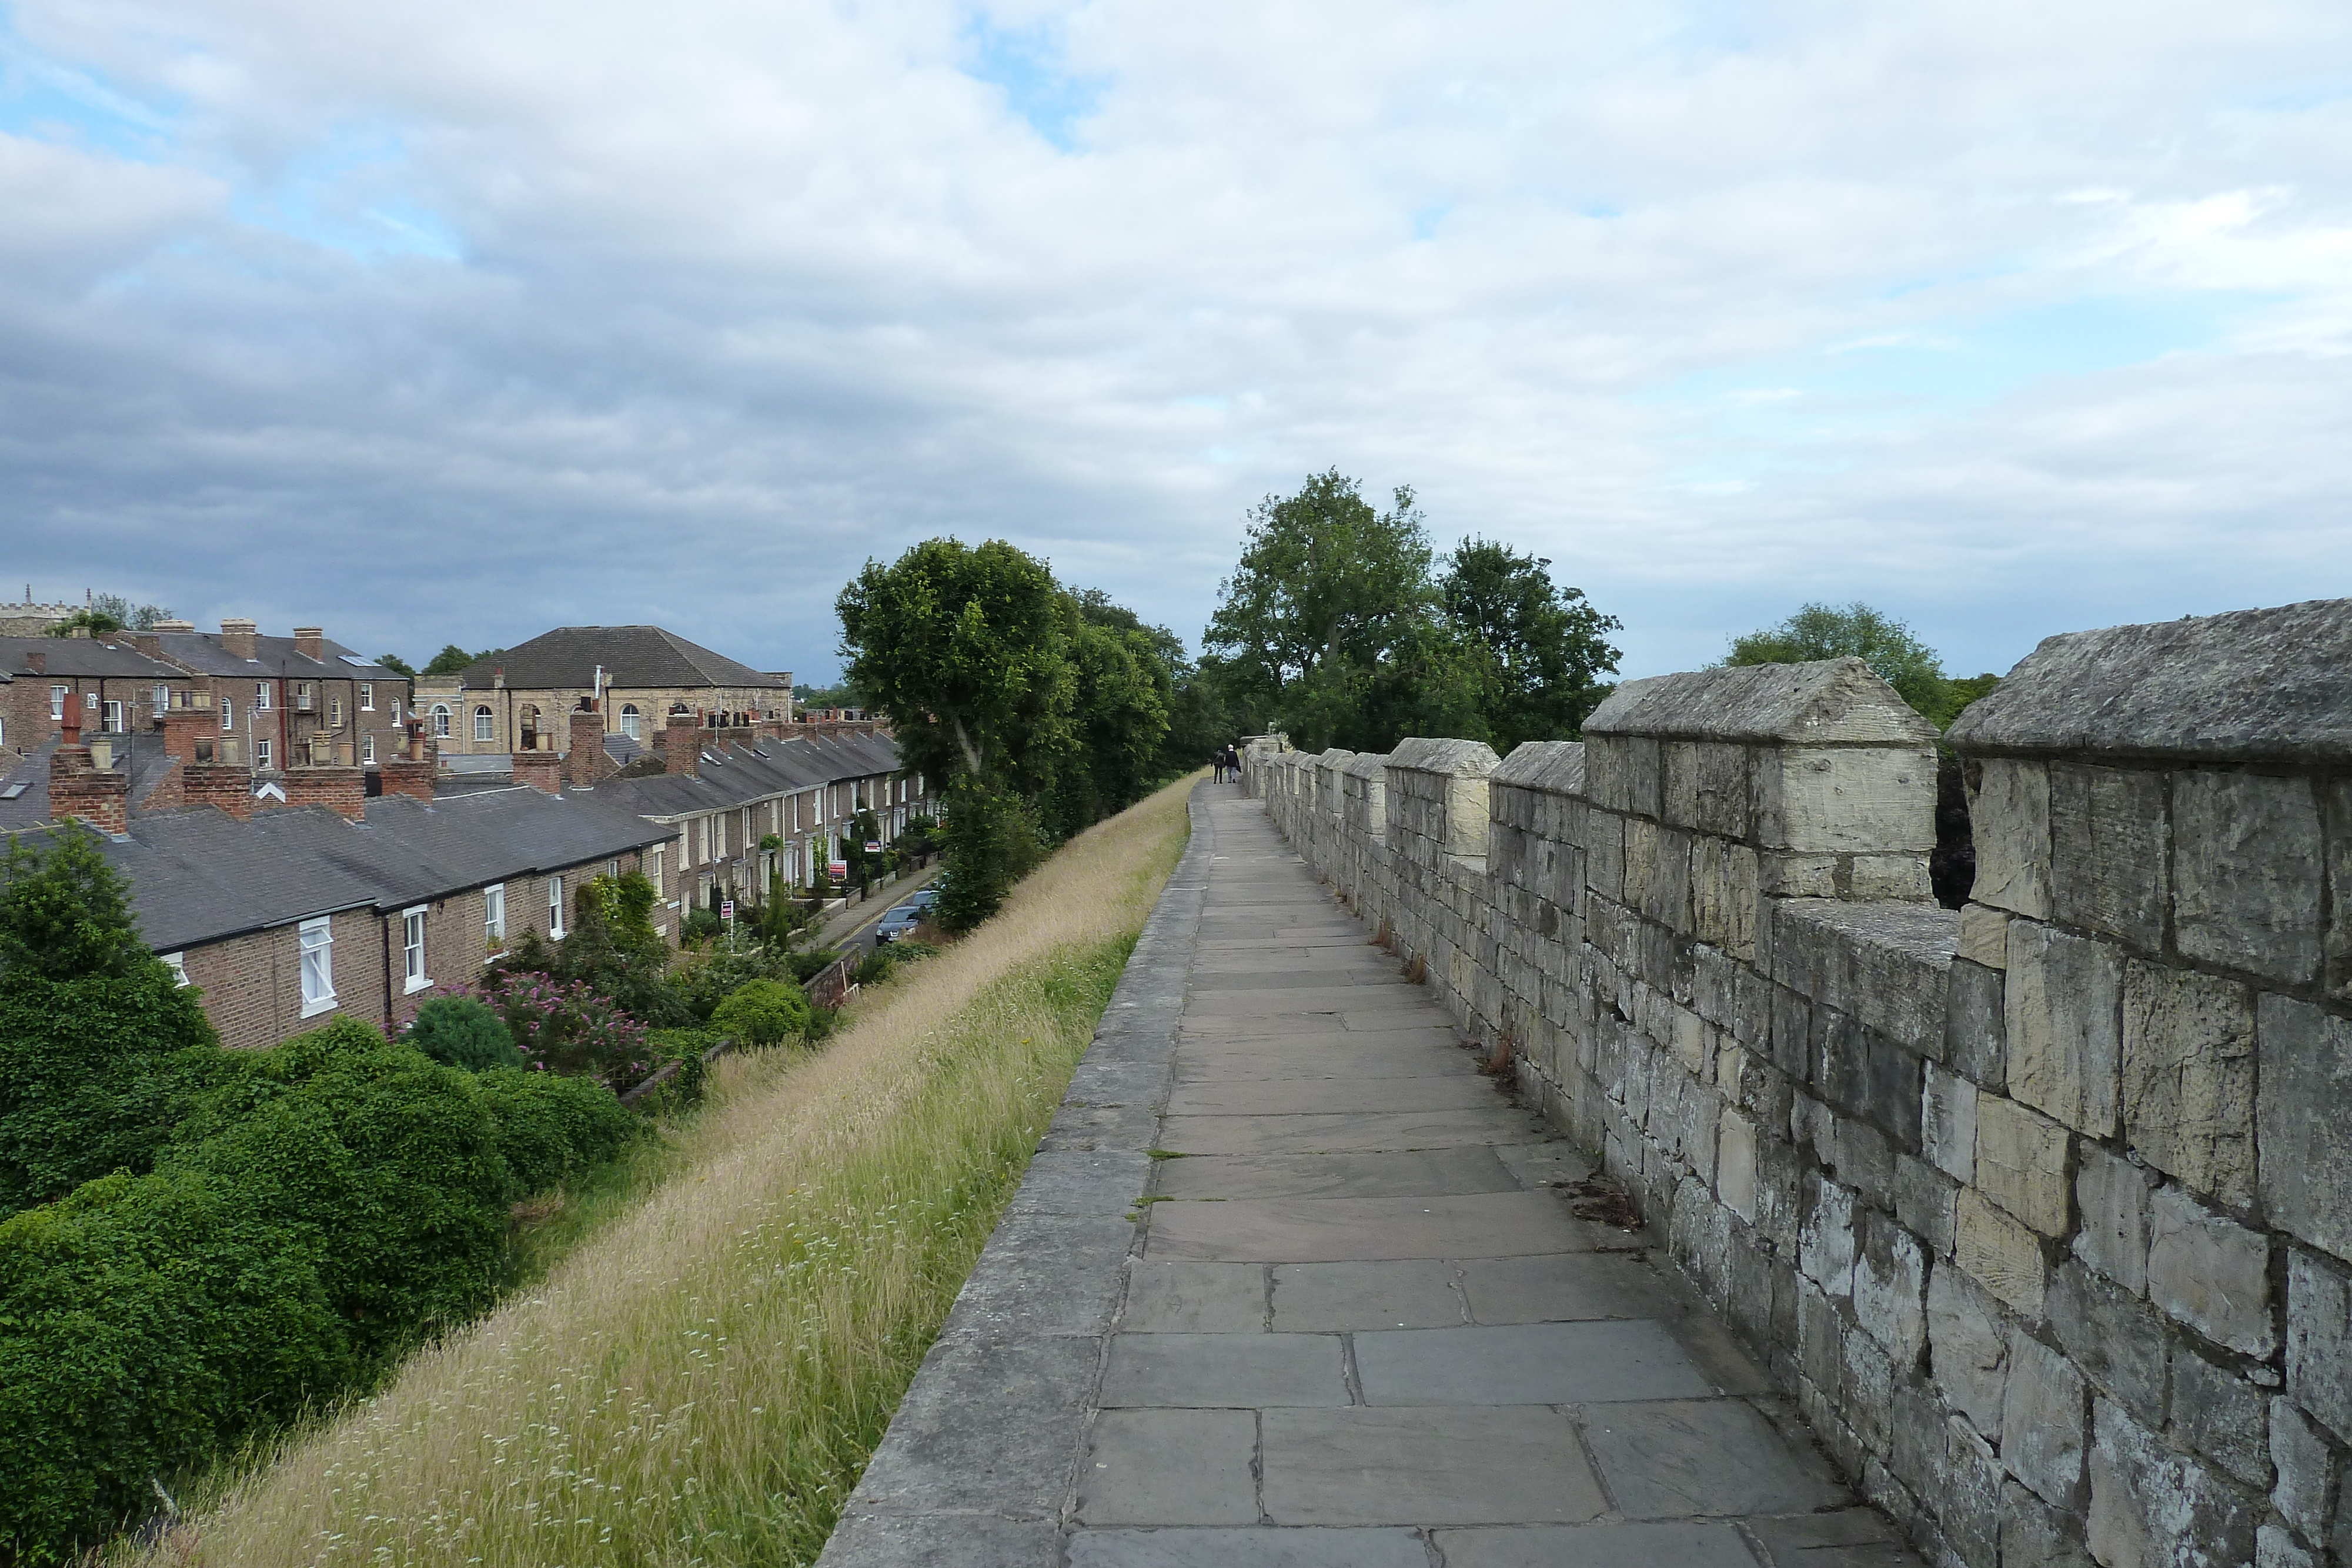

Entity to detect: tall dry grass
[132,777,1193,1568]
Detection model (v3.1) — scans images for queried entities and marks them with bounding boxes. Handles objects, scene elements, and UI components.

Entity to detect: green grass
[133,778,1192,1567]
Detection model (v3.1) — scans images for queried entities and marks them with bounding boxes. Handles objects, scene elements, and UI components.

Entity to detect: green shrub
[0,1169,350,1564]
[787,946,841,984]
[404,994,523,1072]
[162,1019,512,1359]
[473,1069,640,1198]
[0,830,226,1215]
[680,907,722,944]
[935,783,1046,931]
[710,978,811,1047]
[671,945,801,1021]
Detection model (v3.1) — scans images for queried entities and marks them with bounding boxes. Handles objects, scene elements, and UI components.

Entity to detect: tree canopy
[1200,472,1621,753]
[1718,601,1994,730]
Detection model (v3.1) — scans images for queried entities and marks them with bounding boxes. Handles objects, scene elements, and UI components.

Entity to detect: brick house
[414,625,792,759]
[0,635,195,756]
[28,753,676,1051]
[136,620,413,776]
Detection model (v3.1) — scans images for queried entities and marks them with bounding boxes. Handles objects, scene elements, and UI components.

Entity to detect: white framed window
[161,952,189,987]
[402,907,430,992]
[329,697,344,726]
[84,690,98,713]
[484,882,506,944]
[714,813,727,859]
[153,683,171,714]
[547,875,565,939]
[255,683,272,711]
[255,738,273,771]
[103,700,123,733]
[359,682,375,711]
[49,685,66,720]
[649,845,664,896]
[362,735,376,765]
[298,917,336,1015]
[473,705,495,743]
[295,682,313,711]
[620,703,641,740]
[606,859,620,879]
[390,697,402,724]
[220,698,235,731]
[694,817,707,864]
[430,703,451,738]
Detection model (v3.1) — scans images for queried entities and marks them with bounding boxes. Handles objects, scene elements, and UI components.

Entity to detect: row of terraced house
[1,620,931,1049]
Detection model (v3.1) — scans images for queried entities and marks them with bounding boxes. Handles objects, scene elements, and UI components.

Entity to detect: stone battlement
[1242,598,2352,1568]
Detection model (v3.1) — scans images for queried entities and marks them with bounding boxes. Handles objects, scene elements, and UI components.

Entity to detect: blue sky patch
[963,14,1101,151]
[0,16,176,159]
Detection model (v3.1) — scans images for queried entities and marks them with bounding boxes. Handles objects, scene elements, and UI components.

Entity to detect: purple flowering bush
[476,970,654,1088]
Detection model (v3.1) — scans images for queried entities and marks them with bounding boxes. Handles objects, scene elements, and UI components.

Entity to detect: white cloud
[1,0,2347,683]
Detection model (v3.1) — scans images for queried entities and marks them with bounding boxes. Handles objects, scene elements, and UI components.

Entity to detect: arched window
[430,703,452,738]
[620,703,642,741]
[473,705,495,743]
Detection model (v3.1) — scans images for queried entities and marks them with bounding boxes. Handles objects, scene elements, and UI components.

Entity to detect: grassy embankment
[134,776,1193,1568]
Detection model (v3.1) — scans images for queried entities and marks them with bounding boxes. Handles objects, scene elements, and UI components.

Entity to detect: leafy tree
[1719,602,1992,730]
[1203,470,1436,750]
[1439,539,1622,750]
[420,644,505,677]
[375,652,417,677]
[710,978,811,1046]
[487,871,683,1027]
[1044,617,1172,835]
[0,831,223,1213]
[933,782,1046,930]
[837,538,1077,795]
[45,607,121,637]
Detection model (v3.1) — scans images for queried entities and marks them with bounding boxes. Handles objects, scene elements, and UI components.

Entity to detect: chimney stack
[376,718,436,801]
[49,748,129,835]
[182,761,258,819]
[219,618,258,659]
[293,626,325,661]
[512,749,562,795]
[152,619,195,633]
[662,714,701,778]
[279,763,367,820]
[565,701,616,787]
[25,651,44,676]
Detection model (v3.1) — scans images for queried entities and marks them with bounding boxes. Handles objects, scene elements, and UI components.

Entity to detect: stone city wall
[1241,599,2352,1568]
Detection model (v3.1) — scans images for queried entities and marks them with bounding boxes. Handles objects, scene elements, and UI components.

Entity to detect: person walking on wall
[1221,743,1240,784]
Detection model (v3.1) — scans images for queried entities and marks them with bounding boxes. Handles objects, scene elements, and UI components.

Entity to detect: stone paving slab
[819,783,1916,1568]
[1146,1190,1600,1261]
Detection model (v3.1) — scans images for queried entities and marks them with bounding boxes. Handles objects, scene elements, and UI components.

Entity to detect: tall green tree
[1439,539,1622,751]
[0,830,223,1213]
[1202,470,1439,751]
[1719,601,1990,730]
[836,538,1078,797]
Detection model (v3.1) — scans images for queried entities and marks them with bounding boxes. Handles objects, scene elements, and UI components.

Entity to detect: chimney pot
[293,626,325,661]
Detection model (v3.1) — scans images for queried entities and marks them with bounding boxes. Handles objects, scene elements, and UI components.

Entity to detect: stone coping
[1585,657,1937,747]
[814,786,1213,1567]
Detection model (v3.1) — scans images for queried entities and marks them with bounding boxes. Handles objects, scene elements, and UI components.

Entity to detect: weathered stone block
[1929,1261,2010,1439]
[1760,743,1936,856]
[1895,1155,1958,1258]
[1946,1414,2006,1568]
[1822,1022,1925,1151]
[2006,921,2123,1138]
[2046,1261,2169,1429]
[2269,1396,2340,1549]
[1716,1108,1758,1223]
[2050,762,2170,952]
[1925,1065,1979,1182]
[2173,1341,2273,1489]
[2261,1522,2318,1568]
[2087,1398,2260,1568]
[1944,958,2006,1089]
[1771,984,1812,1082]
[1689,834,1759,960]
[2328,777,2352,1003]
[2073,1143,2153,1296]
[1955,1186,2046,1315]
[1585,808,1625,905]
[2005,1329,2090,1508]
[1959,903,2010,970]
[2287,1248,2352,1444]
[2258,994,2352,1267]
[2148,1185,2274,1358]
[1975,1094,2072,1238]
[1623,818,1691,930]
[2121,961,2254,1208]
[2173,768,2324,985]
[2001,1477,2096,1568]
[1970,757,2052,919]
[1802,1172,1858,1298]
[1855,1212,1929,1369]
[1759,850,1842,898]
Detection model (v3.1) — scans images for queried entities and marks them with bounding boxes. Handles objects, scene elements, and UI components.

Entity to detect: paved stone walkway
[821,783,1921,1567]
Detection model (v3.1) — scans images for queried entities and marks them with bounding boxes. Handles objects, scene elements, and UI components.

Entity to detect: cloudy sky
[4,0,2347,684]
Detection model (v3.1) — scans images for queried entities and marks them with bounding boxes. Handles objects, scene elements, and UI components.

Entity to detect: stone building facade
[415,624,791,757]
[1244,598,2352,1568]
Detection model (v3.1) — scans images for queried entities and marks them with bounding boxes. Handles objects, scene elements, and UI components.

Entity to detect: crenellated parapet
[1238,599,2352,1568]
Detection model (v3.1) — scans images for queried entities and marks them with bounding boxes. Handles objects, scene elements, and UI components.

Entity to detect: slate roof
[0,636,182,680]
[450,626,787,693]
[146,631,405,681]
[590,730,905,821]
[0,734,182,833]
[64,786,674,953]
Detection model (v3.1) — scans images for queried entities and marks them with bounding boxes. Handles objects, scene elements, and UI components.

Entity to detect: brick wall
[1243,600,2352,1568]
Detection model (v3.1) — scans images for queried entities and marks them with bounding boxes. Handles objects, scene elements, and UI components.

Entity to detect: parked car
[875,903,926,943]
[906,886,940,912]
